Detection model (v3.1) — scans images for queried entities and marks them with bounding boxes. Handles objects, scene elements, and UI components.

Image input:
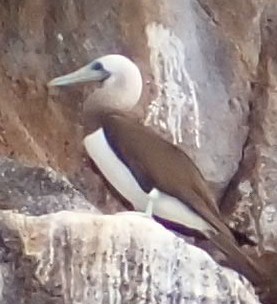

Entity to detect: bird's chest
[83,129,212,233]
[83,128,149,210]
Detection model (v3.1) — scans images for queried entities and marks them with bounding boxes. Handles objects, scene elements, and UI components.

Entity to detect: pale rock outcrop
[0,211,260,304]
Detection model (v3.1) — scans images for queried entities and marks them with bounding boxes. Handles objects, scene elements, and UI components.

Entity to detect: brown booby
[48,54,268,286]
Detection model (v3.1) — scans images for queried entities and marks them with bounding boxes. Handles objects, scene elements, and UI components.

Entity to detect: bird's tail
[210,232,269,287]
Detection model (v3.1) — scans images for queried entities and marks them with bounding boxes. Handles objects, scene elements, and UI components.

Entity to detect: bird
[48,54,269,287]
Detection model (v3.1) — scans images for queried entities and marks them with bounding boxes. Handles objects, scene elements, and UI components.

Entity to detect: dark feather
[210,232,269,286]
[104,125,154,193]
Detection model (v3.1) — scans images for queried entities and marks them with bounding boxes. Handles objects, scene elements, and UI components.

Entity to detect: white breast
[83,129,150,211]
[83,128,213,233]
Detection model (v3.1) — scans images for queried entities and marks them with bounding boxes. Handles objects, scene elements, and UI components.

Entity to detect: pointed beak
[47,63,110,87]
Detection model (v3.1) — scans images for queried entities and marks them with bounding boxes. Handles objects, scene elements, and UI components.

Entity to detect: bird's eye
[92,62,103,70]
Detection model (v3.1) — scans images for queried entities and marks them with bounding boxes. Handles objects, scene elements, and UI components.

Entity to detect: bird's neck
[82,93,110,133]
[83,106,141,134]
[82,90,143,134]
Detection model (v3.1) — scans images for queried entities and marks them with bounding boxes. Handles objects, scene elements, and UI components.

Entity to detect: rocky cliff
[0,0,277,303]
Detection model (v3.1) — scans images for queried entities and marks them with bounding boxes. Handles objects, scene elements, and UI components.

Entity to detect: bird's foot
[115,191,156,219]
[145,199,153,218]
[115,210,153,219]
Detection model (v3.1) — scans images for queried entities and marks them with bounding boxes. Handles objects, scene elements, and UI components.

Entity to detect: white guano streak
[145,22,200,148]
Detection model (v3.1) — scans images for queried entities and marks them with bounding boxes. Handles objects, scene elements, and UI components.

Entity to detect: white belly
[83,129,213,233]
[84,129,149,211]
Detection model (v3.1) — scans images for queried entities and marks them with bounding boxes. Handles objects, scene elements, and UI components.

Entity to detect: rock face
[0,157,100,215]
[1,0,277,303]
[0,211,261,304]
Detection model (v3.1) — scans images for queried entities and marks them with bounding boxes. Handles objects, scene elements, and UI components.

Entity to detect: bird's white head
[48,54,143,113]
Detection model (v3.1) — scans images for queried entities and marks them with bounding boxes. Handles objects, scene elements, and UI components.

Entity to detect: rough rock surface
[0,157,100,215]
[1,0,277,303]
[0,211,261,304]
[1,0,277,250]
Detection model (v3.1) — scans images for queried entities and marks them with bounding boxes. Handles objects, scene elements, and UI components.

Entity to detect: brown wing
[102,113,233,239]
